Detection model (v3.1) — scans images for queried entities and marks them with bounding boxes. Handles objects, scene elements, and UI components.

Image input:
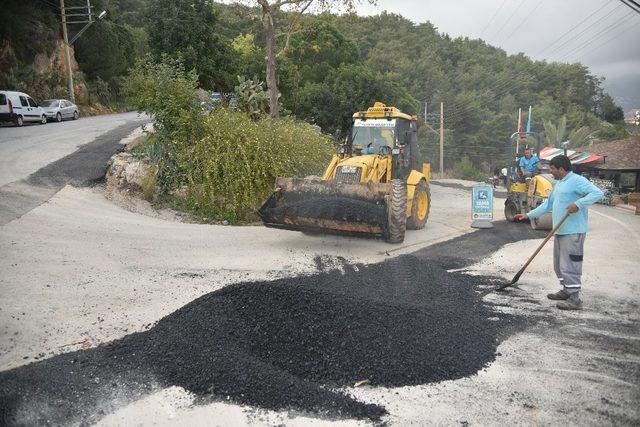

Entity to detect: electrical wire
[488,0,526,41]
[569,14,639,61]
[619,0,640,14]
[545,5,622,60]
[442,6,638,125]
[532,1,611,57]
[38,0,60,11]
[479,0,508,39]
[498,0,545,47]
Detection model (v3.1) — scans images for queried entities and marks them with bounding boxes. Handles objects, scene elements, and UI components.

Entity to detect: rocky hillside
[0,0,109,113]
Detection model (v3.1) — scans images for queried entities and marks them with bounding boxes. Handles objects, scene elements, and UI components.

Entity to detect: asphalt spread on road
[0,221,545,425]
[0,119,148,226]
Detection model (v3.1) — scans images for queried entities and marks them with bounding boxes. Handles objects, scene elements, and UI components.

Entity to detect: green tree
[75,21,137,86]
[241,0,374,117]
[601,93,624,123]
[145,0,237,90]
[296,64,419,132]
[232,33,266,81]
[286,22,359,83]
[543,116,597,148]
[279,22,359,112]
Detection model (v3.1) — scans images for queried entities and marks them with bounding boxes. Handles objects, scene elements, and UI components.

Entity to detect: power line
[489,0,526,41]
[498,0,545,47]
[38,0,60,10]
[444,6,636,123]
[569,14,639,61]
[425,3,633,127]
[566,11,636,60]
[545,5,622,60]
[532,1,611,57]
[479,0,508,39]
[619,0,640,14]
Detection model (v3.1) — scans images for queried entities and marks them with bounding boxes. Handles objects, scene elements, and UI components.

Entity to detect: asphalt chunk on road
[0,222,545,425]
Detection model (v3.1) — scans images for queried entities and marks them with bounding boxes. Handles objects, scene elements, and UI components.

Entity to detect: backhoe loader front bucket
[258,178,393,238]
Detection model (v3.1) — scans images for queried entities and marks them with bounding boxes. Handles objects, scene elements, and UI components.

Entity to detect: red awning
[538,146,604,165]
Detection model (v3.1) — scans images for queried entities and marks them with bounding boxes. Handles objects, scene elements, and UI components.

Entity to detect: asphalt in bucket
[263,195,387,226]
[0,221,545,425]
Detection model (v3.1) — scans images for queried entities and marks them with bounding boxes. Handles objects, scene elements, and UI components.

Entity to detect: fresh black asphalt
[0,221,545,425]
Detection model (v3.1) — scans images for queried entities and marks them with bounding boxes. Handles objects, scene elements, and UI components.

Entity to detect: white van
[0,91,48,126]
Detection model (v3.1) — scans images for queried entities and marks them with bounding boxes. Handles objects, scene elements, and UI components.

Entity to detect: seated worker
[361,143,376,154]
[360,130,392,155]
[519,148,539,177]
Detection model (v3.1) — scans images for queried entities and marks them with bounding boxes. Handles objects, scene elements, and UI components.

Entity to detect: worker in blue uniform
[515,155,603,310]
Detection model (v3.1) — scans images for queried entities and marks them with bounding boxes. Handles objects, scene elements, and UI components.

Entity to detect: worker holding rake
[515,155,603,310]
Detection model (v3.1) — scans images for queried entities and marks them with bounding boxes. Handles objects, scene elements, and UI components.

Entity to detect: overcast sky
[355,0,640,114]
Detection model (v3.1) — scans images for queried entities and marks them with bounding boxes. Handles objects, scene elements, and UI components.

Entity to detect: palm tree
[543,116,597,148]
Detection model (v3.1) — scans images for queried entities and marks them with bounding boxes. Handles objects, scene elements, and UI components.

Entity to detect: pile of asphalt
[0,222,544,425]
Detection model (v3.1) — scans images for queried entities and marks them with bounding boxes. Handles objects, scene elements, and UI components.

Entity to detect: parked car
[40,99,79,122]
[0,90,47,126]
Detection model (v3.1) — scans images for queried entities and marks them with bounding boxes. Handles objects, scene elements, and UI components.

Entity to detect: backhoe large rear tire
[407,180,430,230]
[385,179,407,243]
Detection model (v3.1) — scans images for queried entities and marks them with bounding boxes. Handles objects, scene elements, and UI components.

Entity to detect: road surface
[0,112,147,187]
[0,112,148,225]
[0,184,637,424]
[0,121,637,426]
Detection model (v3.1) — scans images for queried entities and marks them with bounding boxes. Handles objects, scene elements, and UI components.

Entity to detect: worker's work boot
[547,289,570,300]
[556,293,582,310]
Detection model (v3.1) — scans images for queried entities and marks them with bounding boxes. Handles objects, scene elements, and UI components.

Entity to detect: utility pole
[58,0,105,103]
[60,0,75,103]
[424,101,427,125]
[440,102,444,178]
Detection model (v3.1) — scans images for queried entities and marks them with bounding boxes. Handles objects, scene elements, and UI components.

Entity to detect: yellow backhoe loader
[258,102,431,243]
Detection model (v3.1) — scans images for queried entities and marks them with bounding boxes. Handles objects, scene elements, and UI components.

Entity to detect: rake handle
[515,210,571,280]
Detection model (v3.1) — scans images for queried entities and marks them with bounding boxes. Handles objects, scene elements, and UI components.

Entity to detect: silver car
[40,99,79,122]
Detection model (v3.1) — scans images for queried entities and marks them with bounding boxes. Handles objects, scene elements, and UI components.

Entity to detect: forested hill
[1,0,628,169]
[214,5,627,166]
[328,12,627,165]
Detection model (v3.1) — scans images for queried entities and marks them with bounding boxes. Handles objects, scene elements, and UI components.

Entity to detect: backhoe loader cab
[258,102,431,243]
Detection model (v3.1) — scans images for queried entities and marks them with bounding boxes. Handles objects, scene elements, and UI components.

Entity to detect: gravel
[0,221,545,425]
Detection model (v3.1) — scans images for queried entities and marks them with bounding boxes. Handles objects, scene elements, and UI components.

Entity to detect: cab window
[19,96,28,107]
[352,127,394,154]
[27,98,37,107]
[397,119,411,146]
[0,94,6,105]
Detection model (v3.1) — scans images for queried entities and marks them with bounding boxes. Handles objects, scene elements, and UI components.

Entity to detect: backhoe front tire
[385,179,407,243]
[407,180,430,230]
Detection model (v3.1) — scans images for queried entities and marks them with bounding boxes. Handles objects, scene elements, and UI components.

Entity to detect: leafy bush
[124,57,205,191]
[92,77,112,103]
[125,58,333,222]
[452,156,486,181]
[185,108,333,222]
